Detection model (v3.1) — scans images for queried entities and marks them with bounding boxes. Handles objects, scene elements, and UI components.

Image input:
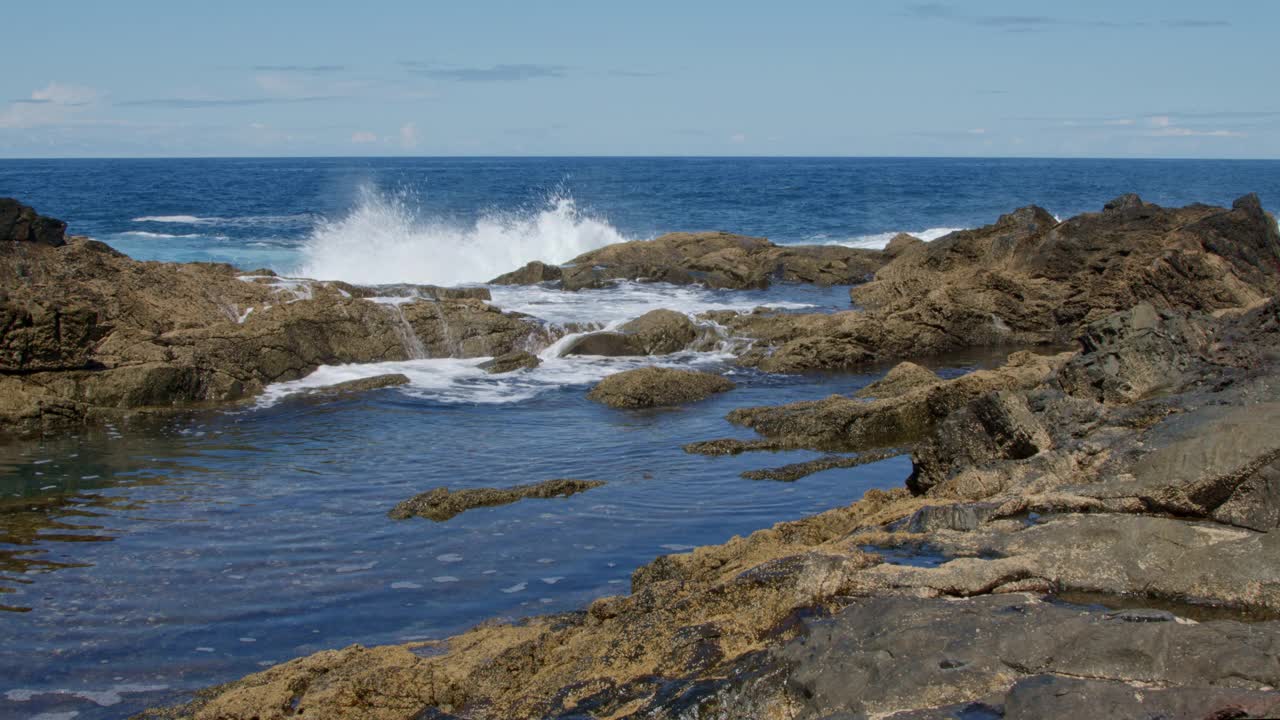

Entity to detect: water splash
[295,186,628,286]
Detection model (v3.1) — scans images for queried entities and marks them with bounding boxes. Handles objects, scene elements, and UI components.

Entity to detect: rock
[619,309,699,354]
[478,350,541,374]
[774,594,1280,719]
[587,367,735,408]
[556,231,884,291]
[882,232,927,259]
[389,479,605,522]
[740,449,903,482]
[719,351,1067,452]
[561,331,645,357]
[726,195,1280,372]
[0,197,67,246]
[0,205,555,438]
[855,361,941,399]
[300,373,410,397]
[489,260,563,285]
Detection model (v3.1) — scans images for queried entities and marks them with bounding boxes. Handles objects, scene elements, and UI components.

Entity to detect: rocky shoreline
[6,194,1280,718]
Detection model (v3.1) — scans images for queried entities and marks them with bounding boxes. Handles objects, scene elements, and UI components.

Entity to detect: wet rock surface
[477,350,541,374]
[587,367,735,408]
[0,201,553,438]
[388,479,606,522]
[300,373,411,397]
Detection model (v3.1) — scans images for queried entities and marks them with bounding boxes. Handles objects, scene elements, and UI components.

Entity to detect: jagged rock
[489,260,563,285]
[588,367,734,408]
[719,351,1067,452]
[0,202,551,438]
[855,361,941,399]
[478,350,541,374]
[0,197,67,246]
[389,479,605,522]
[618,309,699,354]
[728,195,1280,372]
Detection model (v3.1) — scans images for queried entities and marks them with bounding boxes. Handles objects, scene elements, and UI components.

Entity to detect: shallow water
[0,349,949,718]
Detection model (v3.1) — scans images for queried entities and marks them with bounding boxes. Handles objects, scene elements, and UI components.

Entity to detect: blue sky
[2,0,1277,158]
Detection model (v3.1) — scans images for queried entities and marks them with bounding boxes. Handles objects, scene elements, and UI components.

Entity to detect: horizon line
[2,153,1280,162]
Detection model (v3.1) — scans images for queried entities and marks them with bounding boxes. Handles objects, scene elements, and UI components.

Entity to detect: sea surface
[0,157,1278,718]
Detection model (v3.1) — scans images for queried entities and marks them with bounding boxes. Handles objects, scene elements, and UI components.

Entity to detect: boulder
[561,332,645,357]
[489,260,563,285]
[479,350,542,374]
[855,361,941,399]
[587,367,735,408]
[300,373,410,397]
[618,309,698,355]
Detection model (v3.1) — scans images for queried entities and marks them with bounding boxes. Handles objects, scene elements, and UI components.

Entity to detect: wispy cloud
[401,61,569,82]
[117,96,341,108]
[251,64,347,73]
[905,3,1229,32]
[1,83,102,128]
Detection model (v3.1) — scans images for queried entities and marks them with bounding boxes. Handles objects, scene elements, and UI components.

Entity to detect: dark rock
[0,198,67,247]
[479,350,541,374]
[740,449,903,482]
[389,479,606,522]
[489,260,563,285]
[587,367,734,408]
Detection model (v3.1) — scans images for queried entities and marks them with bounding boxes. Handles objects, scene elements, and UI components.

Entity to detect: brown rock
[489,260,563,285]
[587,367,735,408]
[389,479,605,521]
[618,309,698,354]
[478,350,541,374]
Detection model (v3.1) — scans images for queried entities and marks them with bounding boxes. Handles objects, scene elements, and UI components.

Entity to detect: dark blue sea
[1,157,1277,718]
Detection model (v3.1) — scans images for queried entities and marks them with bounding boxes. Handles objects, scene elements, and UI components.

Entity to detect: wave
[115,230,228,240]
[132,214,314,227]
[294,187,627,286]
[816,226,965,250]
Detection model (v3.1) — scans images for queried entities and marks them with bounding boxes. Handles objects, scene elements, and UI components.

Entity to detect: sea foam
[294,187,627,286]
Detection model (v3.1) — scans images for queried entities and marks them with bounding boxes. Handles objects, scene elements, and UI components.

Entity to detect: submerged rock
[300,373,410,397]
[478,350,541,374]
[389,479,605,522]
[561,331,645,357]
[587,367,735,408]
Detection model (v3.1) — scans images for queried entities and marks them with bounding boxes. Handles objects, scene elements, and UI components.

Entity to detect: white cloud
[729,132,747,143]
[351,130,378,144]
[0,82,102,128]
[967,128,987,135]
[1147,115,1173,128]
[1149,127,1245,138]
[399,122,419,149]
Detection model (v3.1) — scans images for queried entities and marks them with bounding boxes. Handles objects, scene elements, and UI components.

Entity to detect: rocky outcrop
[478,350,541,374]
[491,231,884,290]
[388,479,605,522]
[854,360,941,398]
[714,350,1067,452]
[587,367,735,408]
[0,201,555,438]
[299,373,410,397]
[728,194,1280,371]
[0,197,67,247]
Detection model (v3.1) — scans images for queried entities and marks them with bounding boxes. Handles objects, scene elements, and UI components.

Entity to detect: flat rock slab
[588,367,734,408]
[389,479,605,522]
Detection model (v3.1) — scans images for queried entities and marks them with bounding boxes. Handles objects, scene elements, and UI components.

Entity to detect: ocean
[1,156,1278,718]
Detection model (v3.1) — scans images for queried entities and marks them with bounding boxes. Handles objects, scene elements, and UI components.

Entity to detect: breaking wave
[294,187,628,286]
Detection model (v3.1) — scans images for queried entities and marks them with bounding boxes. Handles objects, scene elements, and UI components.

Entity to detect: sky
[2,0,1278,159]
